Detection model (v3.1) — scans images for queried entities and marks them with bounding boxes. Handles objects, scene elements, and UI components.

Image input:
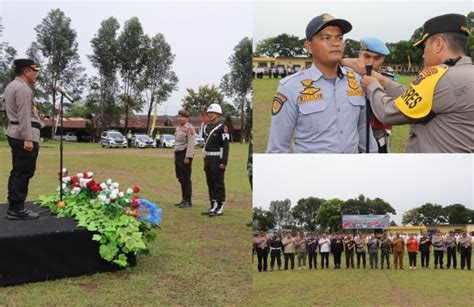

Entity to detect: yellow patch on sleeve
[272,92,288,116]
[394,65,448,119]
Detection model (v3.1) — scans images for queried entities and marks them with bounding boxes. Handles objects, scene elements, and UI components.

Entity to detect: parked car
[159,134,175,148]
[194,135,205,147]
[100,130,127,148]
[53,132,77,142]
[131,134,156,148]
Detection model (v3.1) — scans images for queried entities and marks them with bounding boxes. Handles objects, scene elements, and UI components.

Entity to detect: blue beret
[360,37,390,56]
[306,13,352,40]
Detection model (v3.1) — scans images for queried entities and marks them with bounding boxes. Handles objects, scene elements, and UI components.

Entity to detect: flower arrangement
[38,169,162,267]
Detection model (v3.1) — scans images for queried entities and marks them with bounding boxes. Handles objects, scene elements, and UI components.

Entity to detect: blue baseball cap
[306,13,352,40]
[360,37,390,56]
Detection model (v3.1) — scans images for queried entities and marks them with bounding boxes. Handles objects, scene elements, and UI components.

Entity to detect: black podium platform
[0,202,135,287]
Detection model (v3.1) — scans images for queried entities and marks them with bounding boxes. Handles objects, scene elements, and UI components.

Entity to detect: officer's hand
[184,158,190,165]
[361,75,378,91]
[218,163,226,170]
[24,140,34,152]
[341,58,366,75]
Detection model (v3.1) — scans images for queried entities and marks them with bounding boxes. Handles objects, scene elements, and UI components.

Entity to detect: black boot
[209,201,224,217]
[202,200,217,215]
[179,201,192,208]
[175,200,185,207]
[5,209,40,220]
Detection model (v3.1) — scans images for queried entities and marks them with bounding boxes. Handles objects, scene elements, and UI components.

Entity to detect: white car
[132,134,156,148]
[100,131,128,148]
[160,134,175,148]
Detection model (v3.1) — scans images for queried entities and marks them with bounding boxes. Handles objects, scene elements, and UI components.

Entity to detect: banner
[342,215,390,229]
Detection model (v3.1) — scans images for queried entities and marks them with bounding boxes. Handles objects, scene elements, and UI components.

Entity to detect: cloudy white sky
[0,0,252,115]
[253,0,473,46]
[253,154,474,224]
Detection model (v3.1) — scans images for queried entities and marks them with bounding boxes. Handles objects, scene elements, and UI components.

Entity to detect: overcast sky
[253,0,473,46]
[253,154,474,224]
[0,0,252,115]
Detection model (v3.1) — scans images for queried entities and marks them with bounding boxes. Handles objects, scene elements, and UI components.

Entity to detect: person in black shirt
[331,234,344,269]
[344,234,356,269]
[306,234,318,270]
[201,104,230,217]
[269,233,283,271]
[419,231,432,269]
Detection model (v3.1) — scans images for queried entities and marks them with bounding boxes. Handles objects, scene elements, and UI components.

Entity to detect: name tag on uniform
[346,89,364,96]
[298,87,323,103]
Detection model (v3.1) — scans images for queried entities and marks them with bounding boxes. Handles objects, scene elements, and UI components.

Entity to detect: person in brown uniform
[392,233,405,269]
[361,14,474,153]
[4,59,41,220]
[174,109,195,208]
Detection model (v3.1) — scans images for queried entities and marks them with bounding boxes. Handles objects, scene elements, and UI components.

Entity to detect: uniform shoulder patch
[394,65,449,119]
[188,126,195,135]
[272,92,287,116]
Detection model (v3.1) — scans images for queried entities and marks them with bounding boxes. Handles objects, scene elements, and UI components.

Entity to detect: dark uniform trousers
[174,150,192,202]
[284,252,295,270]
[381,251,390,268]
[256,248,268,272]
[7,137,39,211]
[446,247,457,269]
[204,156,225,203]
[333,252,342,268]
[270,249,281,269]
[460,247,472,270]
[308,250,317,269]
[434,251,444,268]
[356,251,367,268]
[345,250,355,268]
[420,251,430,267]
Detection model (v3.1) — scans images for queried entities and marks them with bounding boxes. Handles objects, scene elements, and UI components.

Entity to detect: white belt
[204,151,221,157]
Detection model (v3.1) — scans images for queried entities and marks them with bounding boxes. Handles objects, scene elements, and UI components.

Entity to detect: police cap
[413,13,470,48]
[13,59,41,72]
[178,109,191,117]
[360,37,390,56]
[306,13,352,41]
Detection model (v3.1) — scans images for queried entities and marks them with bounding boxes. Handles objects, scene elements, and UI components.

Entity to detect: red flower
[133,185,140,193]
[90,184,100,192]
[132,195,139,202]
[71,176,79,184]
[72,183,80,188]
[132,201,140,208]
[83,172,89,179]
[86,179,97,187]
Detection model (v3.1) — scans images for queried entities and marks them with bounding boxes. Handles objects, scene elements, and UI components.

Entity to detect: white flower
[62,176,70,183]
[62,168,68,174]
[71,187,81,195]
[100,183,107,190]
[87,172,93,178]
[98,194,107,203]
[107,179,112,185]
[126,188,133,194]
[110,192,117,200]
[62,183,67,190]
[77,173,83,178]
[118,191,124,198]
[112,182,119,189]
[104,198,111,204]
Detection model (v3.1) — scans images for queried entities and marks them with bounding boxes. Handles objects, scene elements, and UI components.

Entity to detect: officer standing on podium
[201,104,230,217]
[4,59,42,220]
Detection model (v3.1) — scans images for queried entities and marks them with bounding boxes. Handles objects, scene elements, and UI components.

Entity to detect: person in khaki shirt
[283,232,296,270]
[174,109,195,208]
[361,14,474,153]
[392,232,405,269]
[4,59,41,220]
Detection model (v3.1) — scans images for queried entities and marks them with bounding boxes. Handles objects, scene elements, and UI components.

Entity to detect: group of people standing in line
[253,230,473,272]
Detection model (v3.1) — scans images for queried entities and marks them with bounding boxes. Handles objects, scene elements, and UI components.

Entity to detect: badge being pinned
[347,71,359,90]
[272,92,287,116]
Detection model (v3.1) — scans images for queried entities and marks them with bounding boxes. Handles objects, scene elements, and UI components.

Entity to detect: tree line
[253,194,473,232]
[0,9,252,142]
[253,11,474,67]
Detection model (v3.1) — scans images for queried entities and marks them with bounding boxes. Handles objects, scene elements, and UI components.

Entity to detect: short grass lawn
[0,141,252,305]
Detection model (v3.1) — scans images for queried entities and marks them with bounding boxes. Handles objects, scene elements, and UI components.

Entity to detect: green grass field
[253,252,473,306]
[0,141,252,305]
[253,76,415,153]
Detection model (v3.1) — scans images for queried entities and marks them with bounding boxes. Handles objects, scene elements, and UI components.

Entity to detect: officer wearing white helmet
[201,103,230,217]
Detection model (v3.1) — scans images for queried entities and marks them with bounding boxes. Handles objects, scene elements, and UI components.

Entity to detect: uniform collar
[15,77,27,85]
[457,55,472,65]
[309,63,347,81]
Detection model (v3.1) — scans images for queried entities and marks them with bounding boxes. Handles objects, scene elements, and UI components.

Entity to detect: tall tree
[317,198,344,232]
[292,197,325,231]
[220,37,252,143]
[269,199,292,229]
[88,17,121,131]
[140,33,178,133]
[182,84,224,116]
[33,8,86,136]
[254,34,306,57]
[117,17,147,132]
[443,204,471,224]
[402,203,447,225]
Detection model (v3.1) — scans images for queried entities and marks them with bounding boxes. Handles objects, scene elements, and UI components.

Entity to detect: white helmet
[207,103,222,114]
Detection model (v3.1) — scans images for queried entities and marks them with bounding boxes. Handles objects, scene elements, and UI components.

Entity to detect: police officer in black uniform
[201,103,230,217]
[4,59,41,220]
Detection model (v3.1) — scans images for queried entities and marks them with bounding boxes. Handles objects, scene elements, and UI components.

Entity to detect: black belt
[9,121,41,130]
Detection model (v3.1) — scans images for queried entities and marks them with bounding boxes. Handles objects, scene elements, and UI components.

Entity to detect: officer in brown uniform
[4,59,41,220]
[361,13,474,153]
[174,109,195,208]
